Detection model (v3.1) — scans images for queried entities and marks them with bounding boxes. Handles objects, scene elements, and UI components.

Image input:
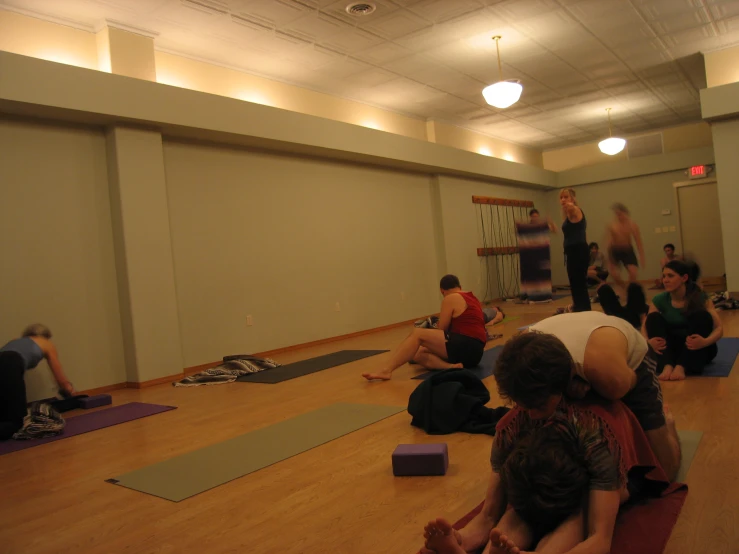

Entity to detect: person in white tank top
[529,312,648,382]
[497,312,681,483]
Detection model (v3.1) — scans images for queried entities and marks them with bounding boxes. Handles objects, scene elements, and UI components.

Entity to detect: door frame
[673,178,718,256]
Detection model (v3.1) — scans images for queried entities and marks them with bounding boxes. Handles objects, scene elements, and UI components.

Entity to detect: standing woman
[644,260,722,381]
[560,188,591,312]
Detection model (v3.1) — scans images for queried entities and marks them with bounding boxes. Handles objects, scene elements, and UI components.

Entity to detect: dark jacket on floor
[408,369,509,436]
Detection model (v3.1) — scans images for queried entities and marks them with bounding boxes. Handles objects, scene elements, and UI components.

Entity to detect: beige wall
[0,117,126,399]
[545,171,686,285]
[103,27,156,81]
[163,140,440,366]
[431,121,543,168]
[437,176,550,302]
[705,45,739,88]
[0,9,97,69]
[711,120,739,291]
[543,122,713,172]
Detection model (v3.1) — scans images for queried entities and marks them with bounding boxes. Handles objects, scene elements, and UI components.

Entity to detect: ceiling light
[597,108,626,155]
[482,36,522,109]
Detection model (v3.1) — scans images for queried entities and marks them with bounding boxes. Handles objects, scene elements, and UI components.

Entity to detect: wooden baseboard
[183,315,429,375]
[79,382,128,396]
[126,372,185,389]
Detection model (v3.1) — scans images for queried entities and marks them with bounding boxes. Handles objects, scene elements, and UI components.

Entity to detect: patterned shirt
[491,400,624,491]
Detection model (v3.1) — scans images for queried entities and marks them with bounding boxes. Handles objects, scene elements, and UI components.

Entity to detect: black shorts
[610,246,638,268]
[444,332,485,368]
[621,354,666,431]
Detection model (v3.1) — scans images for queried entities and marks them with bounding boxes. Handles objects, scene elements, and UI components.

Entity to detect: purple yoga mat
[0,402,176,456]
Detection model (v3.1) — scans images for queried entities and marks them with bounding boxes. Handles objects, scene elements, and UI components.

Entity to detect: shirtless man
[606,203,645,290]
[362,275,486,381]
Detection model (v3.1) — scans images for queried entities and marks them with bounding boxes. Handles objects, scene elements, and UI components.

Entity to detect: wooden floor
[2,293,739,554]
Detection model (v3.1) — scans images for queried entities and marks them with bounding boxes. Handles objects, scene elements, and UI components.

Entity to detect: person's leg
[533,510,585,553]
[597,284,628,320]
[626,263,639,283]
[567,245,591,312]
[414,348,463,371]
[362,328,450,380]
[0,354,28,440]
[645,313,676,380]
[608,249,625,290]
[676,311,719,377]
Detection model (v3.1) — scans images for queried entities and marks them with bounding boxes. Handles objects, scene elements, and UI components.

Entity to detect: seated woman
[587,242,609,287]
[420,333,672,554]
[0,324,75,440]
[362,275,486,381]
[645,260,722,381]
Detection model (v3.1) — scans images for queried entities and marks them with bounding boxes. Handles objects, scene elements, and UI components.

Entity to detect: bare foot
[658,365,674,381]
[424,518,466,554]
[362,371,392,381]
[489,529,523,554]
[669,365,686,381]
[450,363,464,370]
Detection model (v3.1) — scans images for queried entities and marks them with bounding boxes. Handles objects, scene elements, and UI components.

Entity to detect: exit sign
[689,165,708,179]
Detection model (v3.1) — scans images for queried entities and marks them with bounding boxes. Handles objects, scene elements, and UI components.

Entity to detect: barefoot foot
[362,371,392,381]
[658,365,674,381]
[450,363,464,370]
[424,518,466,554]
[489,529,522,554]
[669,365,686,381]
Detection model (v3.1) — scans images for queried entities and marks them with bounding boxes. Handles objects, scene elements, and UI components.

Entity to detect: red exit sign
[689,165,707,179]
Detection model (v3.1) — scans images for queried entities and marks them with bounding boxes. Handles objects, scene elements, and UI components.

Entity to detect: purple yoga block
[79,394,112,409]
[392,443,449,476]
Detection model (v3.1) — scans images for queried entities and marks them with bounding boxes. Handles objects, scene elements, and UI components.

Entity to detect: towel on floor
[408,369,509,436]
[12,402,65,440]
[174,356,281,387]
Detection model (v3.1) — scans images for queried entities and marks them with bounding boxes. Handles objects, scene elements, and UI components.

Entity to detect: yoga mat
[236,349,388,384]
[0,403,176,456]
[551,293,569,300]
[108,402,403,502]
[446,430,702,554]
[451,486,688,554]
[413,346,502,381]
[701,338,739,377]
[676,430,702,483]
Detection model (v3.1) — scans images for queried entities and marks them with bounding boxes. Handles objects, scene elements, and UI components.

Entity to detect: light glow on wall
[156,73,188,88]
[35,50,88,69]
[478,146,492,156]
[361,120,382,130]
[237,91,273,106]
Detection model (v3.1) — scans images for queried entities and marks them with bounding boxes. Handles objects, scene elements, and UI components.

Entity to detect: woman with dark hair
[645,260,722,381]
[560,188,591,312]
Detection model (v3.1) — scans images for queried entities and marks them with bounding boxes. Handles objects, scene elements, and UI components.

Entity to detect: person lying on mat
[420,333,674,554]
[0,324,75,440]
[362,274,486,381]
[483,307,505,327]
[523,311,681,482]
[645,260,722,382]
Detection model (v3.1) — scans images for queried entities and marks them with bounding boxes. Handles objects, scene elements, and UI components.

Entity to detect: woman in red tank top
[362,275,488,381]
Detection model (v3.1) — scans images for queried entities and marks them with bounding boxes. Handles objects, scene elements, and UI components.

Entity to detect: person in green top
[644,260,722,381]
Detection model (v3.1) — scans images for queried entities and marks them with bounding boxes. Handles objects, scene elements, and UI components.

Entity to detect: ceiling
[3,0,739,149]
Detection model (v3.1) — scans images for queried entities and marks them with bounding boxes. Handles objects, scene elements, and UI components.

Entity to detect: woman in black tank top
[560,188,591,312]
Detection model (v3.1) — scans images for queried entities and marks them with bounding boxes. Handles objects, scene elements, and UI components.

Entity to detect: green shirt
[652,291,708,329]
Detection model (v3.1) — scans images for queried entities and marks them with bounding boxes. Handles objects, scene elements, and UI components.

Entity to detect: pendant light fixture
[482,36,522,109]
[598,108,626,155]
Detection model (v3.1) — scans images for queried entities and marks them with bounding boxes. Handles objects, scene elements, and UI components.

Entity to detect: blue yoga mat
[701,337,739,377]
[551,294,569,300]
[412,346,502,381]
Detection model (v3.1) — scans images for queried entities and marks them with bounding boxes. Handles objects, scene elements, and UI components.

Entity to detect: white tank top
[529,312,648,379]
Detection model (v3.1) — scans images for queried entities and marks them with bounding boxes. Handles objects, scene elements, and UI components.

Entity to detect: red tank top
[449,292,487,344]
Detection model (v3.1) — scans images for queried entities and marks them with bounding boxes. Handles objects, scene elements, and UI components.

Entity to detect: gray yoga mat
[236,349,388,383]
[108,402,404,502]
[676,430,702,483]
[413,346,502,381]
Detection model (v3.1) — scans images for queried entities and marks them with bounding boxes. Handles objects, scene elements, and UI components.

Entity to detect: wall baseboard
[79,382,128,396]
[126,373,185,389]
[184,314,430,375]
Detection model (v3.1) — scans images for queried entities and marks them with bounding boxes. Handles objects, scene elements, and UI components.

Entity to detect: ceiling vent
[627,132,664,159]
[345,3,376,16]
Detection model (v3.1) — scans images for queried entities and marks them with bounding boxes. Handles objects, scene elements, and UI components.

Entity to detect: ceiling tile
[494,0,561,20]
[650,10,710,35]
[342,67,398,87]
[319,27,384,53]
[235,0,309,27]
[710,0,739,20]
[382,53,437,75]
[320,0,400,24]
[281,12,345,40]
[361,8,433,39]
[354,42,413,64]
[406,0,484,23]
